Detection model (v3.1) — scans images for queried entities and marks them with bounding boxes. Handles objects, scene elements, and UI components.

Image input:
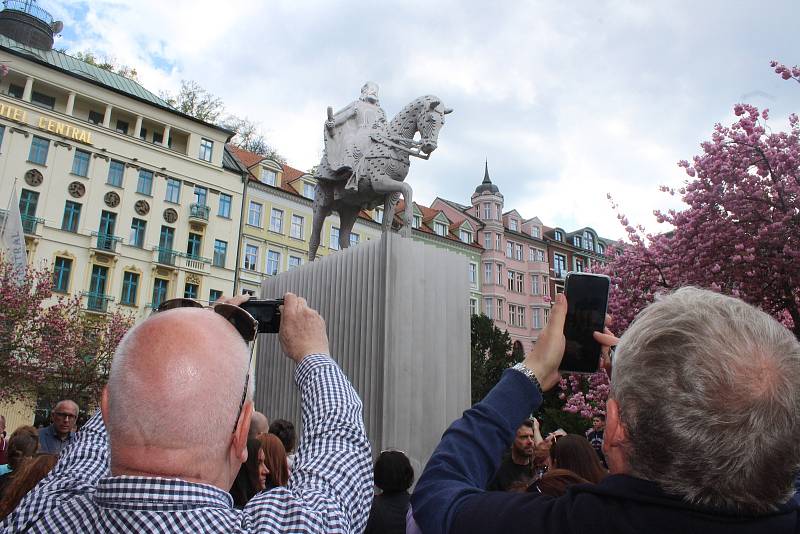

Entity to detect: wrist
[511,362,544,396]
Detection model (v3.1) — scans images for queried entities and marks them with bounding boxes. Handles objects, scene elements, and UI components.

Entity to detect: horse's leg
[338,205,360,250]
[371,178,413,238]
[382,192,400,233]
[309,183,332,261]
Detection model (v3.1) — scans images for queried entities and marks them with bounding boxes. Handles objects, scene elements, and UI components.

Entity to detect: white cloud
[41,0,800,240]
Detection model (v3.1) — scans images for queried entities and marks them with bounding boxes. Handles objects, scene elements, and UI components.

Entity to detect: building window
[532,308,542,329]
[165,178,181,203]
[496,299,503,321]
[151,278,169,308]
[509,304,518,327]
[270,208,284,233]
[509,219,518,231]
[573,236,582,248]
[152,131,164,145]
[529,247,535,262]
[469,263,477,286]
[129,218,146,248]
[374,208,383,224]
[460,229,472,243]
[554,230,563,242]
[495,203,502,220]
[107,160,125,187]
[61,201,81,233]
[98,210,117,241]
[184,283,198,299]
[303,182,315,199]
[290,214,304,239]
[288,256,302,270]
[266,250,281,276]
[434,221,447,236]
[536,249,545,262]
[484,297,493,319]
[495,234,501,251]
[115,120,129,135]
[598,243,605,255]
[349,233,360,246]
[506,241,513,258]
[0,125,5,148]
[89,265,109,303]
[137,169,154,195]
[543,276,549,296]
[262,169,277,186]
[515,244,523,261]
[193,186,208,207]
[71,149,90,177]
[213,240,227,268]
[584,231,595,251]
[121,272,139,305]
[483,203,491,219]
[515,272,524,293]
[412,215,421,229]
[52,257,72,293]
[248,201,263,227]
[575,257,584,272]
[483,232,491,249]
[158,226,175,255]
[484,263,492,285]
[28,136,49,165]
[531,275,540,295]
[470,298,478,316]
[244,244,258,270]
[554,253,567,278]
[87,110,103,125]
[186,232,202,258]
[218,193,231,218]
[19,189,39,233]
[330,227,340,250]
[496,265,503,285]
[531,226,541,238]
[7,84,23,98]
[209,289,223,303]
[507,270,515,291]
[139,127,148,141]
[31,91,55,110]
[199,138,213,162]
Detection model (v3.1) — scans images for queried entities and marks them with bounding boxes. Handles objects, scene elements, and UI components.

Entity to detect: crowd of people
[1,286,799,533]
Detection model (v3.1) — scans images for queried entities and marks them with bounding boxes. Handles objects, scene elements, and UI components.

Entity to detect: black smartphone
[239,299,283,334]
[561,273,610,373]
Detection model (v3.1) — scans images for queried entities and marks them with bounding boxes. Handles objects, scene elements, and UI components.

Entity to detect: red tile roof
[226,144,264,169]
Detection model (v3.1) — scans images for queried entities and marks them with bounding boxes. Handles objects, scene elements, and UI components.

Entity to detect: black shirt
[364,491,410,534]
[487,454,535,491]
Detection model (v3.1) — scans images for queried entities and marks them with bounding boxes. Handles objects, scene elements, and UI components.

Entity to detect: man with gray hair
[412,288,800,533]
[38,399,79,455]
[4,293,373,532]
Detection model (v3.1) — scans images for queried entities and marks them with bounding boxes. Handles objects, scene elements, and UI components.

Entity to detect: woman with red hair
[261,434,289,489]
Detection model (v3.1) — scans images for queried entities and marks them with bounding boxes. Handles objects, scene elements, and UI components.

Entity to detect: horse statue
[309,92,452,260]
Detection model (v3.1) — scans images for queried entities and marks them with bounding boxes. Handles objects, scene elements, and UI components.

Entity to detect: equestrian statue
[309,82,452,260]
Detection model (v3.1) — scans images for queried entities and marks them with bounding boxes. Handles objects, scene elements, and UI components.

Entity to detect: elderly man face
[52,401,78,437]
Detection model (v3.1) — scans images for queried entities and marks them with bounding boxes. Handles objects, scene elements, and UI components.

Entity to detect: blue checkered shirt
[2,354,373,533]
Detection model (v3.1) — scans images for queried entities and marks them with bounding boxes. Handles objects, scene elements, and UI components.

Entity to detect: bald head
[106,308,251,467]
[249,411,269,440]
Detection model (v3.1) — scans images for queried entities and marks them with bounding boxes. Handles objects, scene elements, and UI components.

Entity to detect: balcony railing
[154,246,180,266]
[189,203,210,221]
[21,215,44,235]
[185,253,211,271]
[3,0,54,24]
[81,291,113,313]
[91,232,122,253]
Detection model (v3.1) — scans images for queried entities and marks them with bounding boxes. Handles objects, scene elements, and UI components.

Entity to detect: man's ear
[232,401,253,464]
[100,386,110,427]
[603,398,630,474]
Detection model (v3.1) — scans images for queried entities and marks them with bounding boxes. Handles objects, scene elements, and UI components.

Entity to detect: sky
[39,0,799,240]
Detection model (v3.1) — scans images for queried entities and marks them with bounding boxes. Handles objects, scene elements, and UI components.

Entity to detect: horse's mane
[388,95,440,137]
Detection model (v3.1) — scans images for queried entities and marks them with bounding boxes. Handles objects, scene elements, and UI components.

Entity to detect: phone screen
[561,273,610,373]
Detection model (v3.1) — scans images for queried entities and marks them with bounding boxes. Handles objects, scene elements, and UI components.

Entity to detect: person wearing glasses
[3,293,373,533]
[37,400,79,456]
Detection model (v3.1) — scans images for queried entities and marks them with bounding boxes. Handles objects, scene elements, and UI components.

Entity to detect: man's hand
[279,292,330,363]
[522,293,567,390]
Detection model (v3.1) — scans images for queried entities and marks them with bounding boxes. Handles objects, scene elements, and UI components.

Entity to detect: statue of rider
[317,81,387,191]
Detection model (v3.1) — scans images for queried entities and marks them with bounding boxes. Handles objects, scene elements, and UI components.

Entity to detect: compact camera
[239,299,283,334]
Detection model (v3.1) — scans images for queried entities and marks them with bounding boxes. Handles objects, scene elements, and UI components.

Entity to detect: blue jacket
[411,369,800,534]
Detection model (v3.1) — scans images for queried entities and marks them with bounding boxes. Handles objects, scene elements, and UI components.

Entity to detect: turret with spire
[471,159,503,222]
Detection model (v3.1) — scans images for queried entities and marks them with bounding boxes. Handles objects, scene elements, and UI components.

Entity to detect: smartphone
[561,273,610,373]
[239,299,283,334]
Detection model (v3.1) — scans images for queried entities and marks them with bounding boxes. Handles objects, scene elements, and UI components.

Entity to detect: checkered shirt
[2,354,373,533]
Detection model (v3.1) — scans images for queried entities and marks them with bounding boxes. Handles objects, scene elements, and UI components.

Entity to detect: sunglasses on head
[155,297,258,432]
[156,298,259,342]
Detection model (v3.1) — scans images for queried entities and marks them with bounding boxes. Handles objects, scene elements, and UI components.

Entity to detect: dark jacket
[411,369,800,534]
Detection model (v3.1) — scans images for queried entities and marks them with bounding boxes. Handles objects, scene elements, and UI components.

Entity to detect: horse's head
[417,96,453,155]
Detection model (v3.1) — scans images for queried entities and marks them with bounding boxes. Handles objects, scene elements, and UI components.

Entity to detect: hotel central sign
[0,102,93,145]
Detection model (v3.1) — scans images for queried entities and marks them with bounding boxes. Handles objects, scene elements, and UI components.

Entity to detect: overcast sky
[40,0,799,239]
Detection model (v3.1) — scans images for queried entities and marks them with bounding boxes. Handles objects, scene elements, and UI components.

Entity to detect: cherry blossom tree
[0,256,133,408]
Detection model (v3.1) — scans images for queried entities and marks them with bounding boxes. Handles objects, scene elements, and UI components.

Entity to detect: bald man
[5,293,373,533]
[38,399,79,455]
[249,411,269,440]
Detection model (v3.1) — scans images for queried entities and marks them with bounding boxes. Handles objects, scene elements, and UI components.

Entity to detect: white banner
[1,187,27,284]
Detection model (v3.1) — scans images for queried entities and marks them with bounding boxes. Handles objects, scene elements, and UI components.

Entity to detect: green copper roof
[0,34,171,107]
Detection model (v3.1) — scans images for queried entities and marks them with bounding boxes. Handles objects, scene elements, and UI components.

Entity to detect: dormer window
[303,182,315,199]
[434,222,448,236]
[554,230,563,242]
[573,236,582,248]
[584,231,595,251]
[412,215,421,228]
[509,219,518,231]
[531,226,541,238]
[598,243,605,255]
[375,208,384,224]
[263,169,277,186]
[460,229,472,243]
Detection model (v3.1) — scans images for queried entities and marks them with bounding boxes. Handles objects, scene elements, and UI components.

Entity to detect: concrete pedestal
[254,233,471,473]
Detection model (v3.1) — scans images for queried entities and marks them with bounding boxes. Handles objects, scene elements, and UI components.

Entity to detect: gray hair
[612,286,800,513]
